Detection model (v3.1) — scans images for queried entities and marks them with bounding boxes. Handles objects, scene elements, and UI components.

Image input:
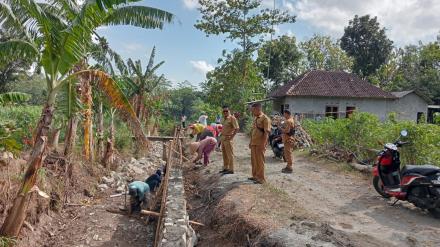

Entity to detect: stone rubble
[97,141,166,192]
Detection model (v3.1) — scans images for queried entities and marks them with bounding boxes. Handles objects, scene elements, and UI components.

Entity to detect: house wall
[390,93,428,121]
[275,96,393,120]
[274,93,428,121]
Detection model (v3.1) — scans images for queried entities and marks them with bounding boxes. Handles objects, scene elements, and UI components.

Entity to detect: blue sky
[97,0,440,87]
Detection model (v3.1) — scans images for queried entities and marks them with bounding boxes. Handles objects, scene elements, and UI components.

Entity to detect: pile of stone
[270,115,313,148]
[293,123,313,148]
[97,141,166,193]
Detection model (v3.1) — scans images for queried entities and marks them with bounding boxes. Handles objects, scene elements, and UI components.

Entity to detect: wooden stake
[140,210,160,217]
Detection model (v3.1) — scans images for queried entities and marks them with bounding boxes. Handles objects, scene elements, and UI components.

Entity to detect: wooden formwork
[152,127,185,247]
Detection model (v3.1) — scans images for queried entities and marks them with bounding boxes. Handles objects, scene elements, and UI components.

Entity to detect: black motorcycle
[372,130,440,218]
[269,123,284,160]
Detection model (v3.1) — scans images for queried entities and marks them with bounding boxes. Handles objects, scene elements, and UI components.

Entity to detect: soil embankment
[185,133,440,247]
[3,142,165,247]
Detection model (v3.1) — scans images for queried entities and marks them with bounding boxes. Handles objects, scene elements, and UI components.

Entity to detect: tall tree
[340,15,393,77]
[195,0,295,78]
[202,51,264,111]
[0,0,173,237]
[300,35,353,72]
[257,35,303,89]
[164,82,202,121]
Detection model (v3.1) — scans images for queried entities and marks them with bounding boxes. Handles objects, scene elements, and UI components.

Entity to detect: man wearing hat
[249,102,271,184]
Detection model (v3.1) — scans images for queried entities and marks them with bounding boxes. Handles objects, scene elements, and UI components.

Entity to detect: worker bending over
[128,181,150,213]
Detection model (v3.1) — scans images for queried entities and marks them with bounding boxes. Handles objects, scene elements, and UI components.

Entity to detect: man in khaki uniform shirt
[220,106,239,174]
[249,103,271,184]
[281,110,295,173]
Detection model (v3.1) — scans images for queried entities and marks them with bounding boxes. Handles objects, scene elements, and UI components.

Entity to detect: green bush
[434,112,440,125]
[114,123,133,151]
[0,105,41,148]
[303,112,440,166]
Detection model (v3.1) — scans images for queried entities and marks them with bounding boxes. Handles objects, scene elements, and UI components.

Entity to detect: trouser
[221,140,234,171]
[130,195,147,213]
[251,145,266,183]
[283,140,294,169]
[202,143,216,165]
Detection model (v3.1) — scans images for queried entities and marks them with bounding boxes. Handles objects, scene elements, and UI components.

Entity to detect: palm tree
[0,0,173,237]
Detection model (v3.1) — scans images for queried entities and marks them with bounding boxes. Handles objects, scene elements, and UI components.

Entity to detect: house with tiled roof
[268,70,430,121]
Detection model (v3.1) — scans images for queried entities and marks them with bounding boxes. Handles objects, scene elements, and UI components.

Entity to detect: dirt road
[208,133,440,247]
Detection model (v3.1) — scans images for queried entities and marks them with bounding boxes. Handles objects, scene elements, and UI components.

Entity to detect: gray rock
[101,176,114,185]
[116,186,125,193]
[97,184,108,191]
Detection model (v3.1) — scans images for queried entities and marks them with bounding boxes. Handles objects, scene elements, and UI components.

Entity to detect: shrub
[114,123,133,151]
[0,105,41,149]
[303,112,440,166]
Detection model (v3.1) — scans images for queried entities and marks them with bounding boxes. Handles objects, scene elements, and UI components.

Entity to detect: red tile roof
[269,70,396,99]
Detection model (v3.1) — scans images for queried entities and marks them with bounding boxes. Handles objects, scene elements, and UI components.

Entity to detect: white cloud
[123,43,145,53]
[190,60,214,75]
[284,0,440,44]
[182,0,199,9]
[261,0,275,8]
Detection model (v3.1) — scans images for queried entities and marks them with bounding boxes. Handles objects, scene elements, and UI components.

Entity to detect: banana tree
[0,92,31,105]
[0,0,173,237]
[117,47,168,125]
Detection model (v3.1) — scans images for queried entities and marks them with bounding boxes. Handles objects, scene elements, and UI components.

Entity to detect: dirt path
[207,133,440,247]
[44,194,155,247]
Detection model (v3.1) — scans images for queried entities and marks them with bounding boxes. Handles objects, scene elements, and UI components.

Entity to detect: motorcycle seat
[401,165,440,177]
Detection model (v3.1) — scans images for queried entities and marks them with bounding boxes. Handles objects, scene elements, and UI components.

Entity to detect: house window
[346,106,356,118]
[325,106,338,119]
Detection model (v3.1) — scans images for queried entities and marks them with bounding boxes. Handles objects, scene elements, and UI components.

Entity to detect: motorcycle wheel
[373,176,390,198]
[428,208,440,219]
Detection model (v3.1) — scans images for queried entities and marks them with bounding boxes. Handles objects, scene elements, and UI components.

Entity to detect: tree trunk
[63,116,79,157]
[81,73,93,162]
[135,93,144,121]
[102,139,114,169]
[102,110,115,168]
[49,128,61,151]
[0,104,54,237]
[97,101,105,161]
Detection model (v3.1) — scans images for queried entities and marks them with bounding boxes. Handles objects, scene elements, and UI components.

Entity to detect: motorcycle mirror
[400,130,408,137]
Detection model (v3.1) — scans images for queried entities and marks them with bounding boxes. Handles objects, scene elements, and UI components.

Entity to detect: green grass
[0,236,17,247]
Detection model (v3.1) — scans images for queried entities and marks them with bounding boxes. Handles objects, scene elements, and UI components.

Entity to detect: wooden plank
[147,136,186,141]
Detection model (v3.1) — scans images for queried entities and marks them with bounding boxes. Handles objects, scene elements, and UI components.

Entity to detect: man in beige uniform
[281,110,295,173]
[249,103,271,184]
[220,106,239,175]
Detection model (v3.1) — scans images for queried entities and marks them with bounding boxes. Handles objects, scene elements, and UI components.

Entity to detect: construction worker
[190,136,218,166]
[249,103,271,184]
[189,123,212,141]
[220,106,239,174]
[281,110,295,173]
[128,181,150,213]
